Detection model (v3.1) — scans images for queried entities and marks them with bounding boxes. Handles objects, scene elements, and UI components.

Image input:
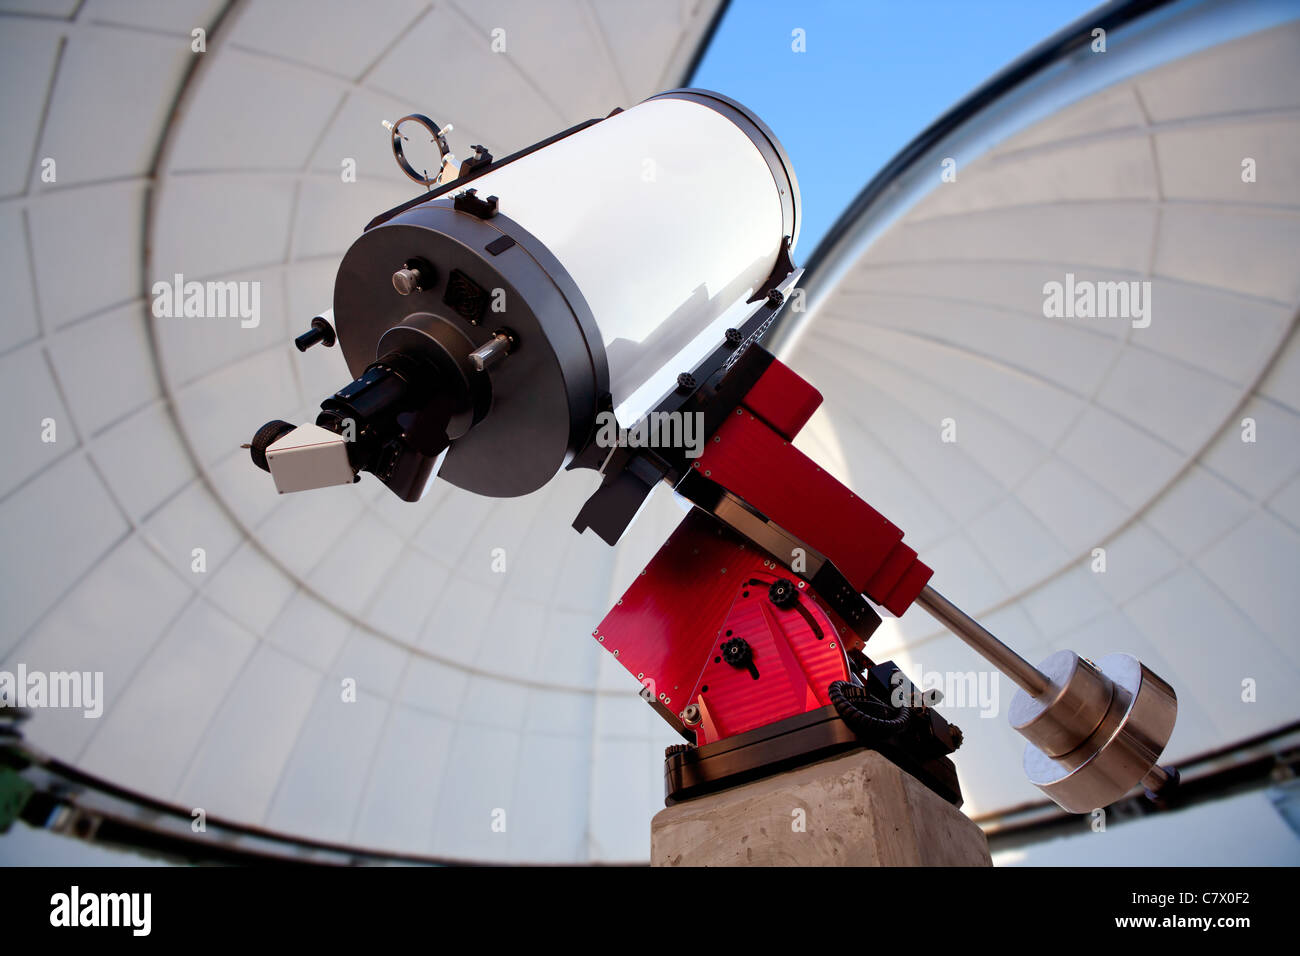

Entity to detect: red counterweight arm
[689,355,934,618]
[693,354,1055,699]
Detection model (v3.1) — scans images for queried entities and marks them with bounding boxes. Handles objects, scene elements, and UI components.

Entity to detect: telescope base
[651,747,991,867]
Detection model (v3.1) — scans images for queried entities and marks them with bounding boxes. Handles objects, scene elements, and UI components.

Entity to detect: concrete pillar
[651,748,992,866]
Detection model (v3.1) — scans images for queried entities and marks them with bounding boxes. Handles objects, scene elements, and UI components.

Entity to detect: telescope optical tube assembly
[251,90,799,500]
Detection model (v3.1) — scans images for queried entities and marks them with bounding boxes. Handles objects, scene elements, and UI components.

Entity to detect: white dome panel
[2,0,725,862]
[784,7,1300,816]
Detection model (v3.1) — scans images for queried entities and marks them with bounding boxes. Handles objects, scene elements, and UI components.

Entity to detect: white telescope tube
[256,90,801,500]
[463,94,797,424]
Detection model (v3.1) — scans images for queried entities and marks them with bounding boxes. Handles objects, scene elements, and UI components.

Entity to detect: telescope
[249,90,1177,814]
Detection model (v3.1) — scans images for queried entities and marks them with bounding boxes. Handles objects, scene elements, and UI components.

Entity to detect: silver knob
[392,267,422,295]
[469,332,513,371]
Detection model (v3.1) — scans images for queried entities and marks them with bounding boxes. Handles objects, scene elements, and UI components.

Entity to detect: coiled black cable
[828,680,916,740]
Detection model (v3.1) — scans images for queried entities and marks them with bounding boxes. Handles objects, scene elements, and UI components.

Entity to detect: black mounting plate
[664,704,963,808]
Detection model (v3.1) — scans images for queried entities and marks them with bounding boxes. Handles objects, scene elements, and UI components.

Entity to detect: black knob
[295,316,336,352]
[720,637,752,670]
[768,577,798,609]
[249,420,295,472]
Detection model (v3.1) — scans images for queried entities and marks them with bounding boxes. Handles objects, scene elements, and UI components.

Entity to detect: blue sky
[692,0,1103,258]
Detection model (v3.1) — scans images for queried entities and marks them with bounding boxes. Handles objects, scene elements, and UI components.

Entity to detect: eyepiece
[294,316,337,352]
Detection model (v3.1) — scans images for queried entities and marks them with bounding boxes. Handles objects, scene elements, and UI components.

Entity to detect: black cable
[828,680,915,740]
